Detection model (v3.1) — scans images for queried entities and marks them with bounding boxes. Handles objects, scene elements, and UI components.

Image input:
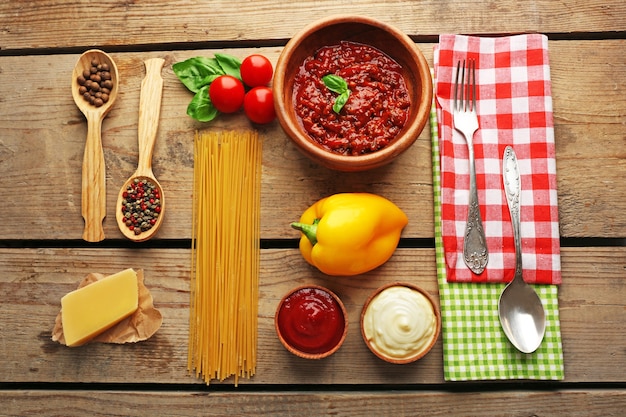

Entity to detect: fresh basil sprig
[172,53,242,122]
[322,74,350,113]
[186,85,218,122]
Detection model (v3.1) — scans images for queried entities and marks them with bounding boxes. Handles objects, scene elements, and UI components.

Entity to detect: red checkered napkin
[434,34,562,285]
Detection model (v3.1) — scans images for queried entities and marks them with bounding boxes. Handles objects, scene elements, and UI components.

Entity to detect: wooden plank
[1,1,625,51]
[0,47,431,240]
[0,40,624,240]
[1,389,625,416]
[550,41,626,238]
[0,247,624,385]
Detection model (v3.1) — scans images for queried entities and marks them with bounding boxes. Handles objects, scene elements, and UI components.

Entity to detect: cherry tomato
[240,54,274,87]
[244,86,276,124]
[209,75,245,113]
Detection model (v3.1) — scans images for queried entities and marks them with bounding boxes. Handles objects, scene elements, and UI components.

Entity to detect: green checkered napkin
[429,75,565,380]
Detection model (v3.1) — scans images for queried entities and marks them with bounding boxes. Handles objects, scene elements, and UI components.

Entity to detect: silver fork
[453,59,488,274]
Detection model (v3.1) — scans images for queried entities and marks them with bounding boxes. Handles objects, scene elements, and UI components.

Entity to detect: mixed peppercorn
[120,178,161,235]
[77,59,114,107]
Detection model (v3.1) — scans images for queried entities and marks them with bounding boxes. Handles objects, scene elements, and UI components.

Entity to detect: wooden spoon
[116,58,166,242]
[71,49,119,242]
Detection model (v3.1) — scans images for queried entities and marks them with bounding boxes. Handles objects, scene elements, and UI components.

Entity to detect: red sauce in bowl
[276,287,346,355]
[293,41,410,156]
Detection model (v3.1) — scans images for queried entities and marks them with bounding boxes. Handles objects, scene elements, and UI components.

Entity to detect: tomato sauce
[293,41,410,155]
[276,287,345,354]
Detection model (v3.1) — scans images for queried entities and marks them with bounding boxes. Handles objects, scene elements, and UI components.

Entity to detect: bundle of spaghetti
[189,130,262,385]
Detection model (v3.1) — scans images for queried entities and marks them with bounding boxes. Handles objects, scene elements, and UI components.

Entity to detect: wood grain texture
[0,247,623,385]
[2,389,625,416]
[0,41,624,240]
[115,58,166,242]
[71,50,120,242]
[1,0,625,52]
[1,0,624,413]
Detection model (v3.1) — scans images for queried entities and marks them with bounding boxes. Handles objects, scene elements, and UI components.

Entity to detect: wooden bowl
[360,282,440,364]
[273,15,432,172]
[275,285,348,360]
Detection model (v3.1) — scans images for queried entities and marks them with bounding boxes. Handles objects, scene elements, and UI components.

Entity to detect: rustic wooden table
[1,1,625,415]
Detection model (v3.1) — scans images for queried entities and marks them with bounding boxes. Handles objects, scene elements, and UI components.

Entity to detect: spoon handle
[81,113,106,242]
[136,58,165,176]
[502,146,522,278]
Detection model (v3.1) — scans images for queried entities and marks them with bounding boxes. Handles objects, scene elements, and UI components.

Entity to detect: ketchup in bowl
[275,285,347,359]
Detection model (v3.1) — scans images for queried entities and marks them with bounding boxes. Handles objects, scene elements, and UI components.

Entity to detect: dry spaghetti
[189,130,262,385]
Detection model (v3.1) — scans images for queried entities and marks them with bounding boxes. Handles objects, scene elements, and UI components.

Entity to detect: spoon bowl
[115,58,165,242]
[498,275,546,353]
[498,146,546,353]
[72,49,119,242]
[117,174,165,242]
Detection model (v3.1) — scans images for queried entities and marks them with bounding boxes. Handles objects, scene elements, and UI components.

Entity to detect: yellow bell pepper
[291,193,408,276]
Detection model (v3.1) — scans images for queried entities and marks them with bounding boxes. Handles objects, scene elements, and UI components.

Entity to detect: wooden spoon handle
[81,114,106,242]
[136,58,165,175]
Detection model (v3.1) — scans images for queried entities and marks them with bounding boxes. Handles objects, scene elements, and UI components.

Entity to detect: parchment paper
[52,269,162,345]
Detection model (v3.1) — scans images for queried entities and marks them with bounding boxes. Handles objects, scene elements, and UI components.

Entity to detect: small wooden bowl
[275,285,348,360]
[360,282,440,364]
[273,15,433,172]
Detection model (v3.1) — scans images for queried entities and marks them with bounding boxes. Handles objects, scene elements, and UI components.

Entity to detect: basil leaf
[215,53,242,80]
[202,73,223,86]
[186,85,219,122]
[333,91,350,113]
[323,74,350,113]
[322,74,349,94]
[172,57,224,93]
[173,53,244,122]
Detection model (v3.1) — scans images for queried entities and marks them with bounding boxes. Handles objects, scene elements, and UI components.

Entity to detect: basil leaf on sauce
[323,74,348,94]
[333,92,350,114]
[322,74,351,113]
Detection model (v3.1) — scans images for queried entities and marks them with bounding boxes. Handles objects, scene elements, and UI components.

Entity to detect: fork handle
[463,145,489,274]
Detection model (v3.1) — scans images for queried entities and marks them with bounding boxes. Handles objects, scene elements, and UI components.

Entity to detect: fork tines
[454,59,476,113]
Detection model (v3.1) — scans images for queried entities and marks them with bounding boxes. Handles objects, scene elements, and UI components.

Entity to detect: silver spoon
[498,146,546,353]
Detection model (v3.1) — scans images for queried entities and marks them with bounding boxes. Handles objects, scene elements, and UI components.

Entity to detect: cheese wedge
[61,268,139,347]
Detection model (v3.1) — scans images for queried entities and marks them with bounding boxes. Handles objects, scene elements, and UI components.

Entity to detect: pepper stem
[290,218,320,246]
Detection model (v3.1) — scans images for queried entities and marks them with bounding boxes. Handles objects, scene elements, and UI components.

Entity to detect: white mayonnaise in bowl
[361,282,440,364]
